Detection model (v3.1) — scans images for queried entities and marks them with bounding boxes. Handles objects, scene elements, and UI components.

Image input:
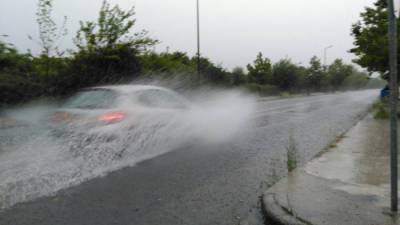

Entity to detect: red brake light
[98,111,126,123]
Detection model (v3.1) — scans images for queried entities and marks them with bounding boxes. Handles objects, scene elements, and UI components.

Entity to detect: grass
[328,133,346,149]
[372,100,389,119]
[286,134,297,172]
[279,91,291,98]
[280,203,315,225]
[328,143,337,149]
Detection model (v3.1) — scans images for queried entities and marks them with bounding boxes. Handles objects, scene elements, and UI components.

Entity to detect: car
[380,85,389,100]
[50,85,190,133]
[49,85,192,160]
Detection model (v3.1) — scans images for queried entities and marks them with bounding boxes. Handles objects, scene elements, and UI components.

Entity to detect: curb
[261,193,309,225]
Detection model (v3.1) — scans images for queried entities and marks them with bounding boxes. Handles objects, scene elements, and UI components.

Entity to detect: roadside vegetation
[286,133,298,172]
[370,98,400,120]
[0,0,386,106]
[372,100,390,119]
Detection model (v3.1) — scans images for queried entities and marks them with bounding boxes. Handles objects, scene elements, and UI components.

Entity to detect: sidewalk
[262,114,400,225]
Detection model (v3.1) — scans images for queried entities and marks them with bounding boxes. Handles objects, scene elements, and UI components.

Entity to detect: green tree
[0,40,43,104]
[57,0,158,94]
[74,0,157,52]
[29,0,68,78]
[0,41,33,76]
[271,59,299,90]
[307,56,327,91]
[30,0,68,57]
[140,51,194,74]
[196,57,229,85]
[350,0,396,79]
[343,71,370,89]
[327,59,354,89]
[231,67,247,86]
[294,65,309,91]
[247,52,272,84]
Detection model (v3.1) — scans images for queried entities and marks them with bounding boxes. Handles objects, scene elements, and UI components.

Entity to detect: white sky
[0,0,376,70]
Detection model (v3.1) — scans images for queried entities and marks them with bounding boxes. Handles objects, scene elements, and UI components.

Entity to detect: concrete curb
[261,193,309,225]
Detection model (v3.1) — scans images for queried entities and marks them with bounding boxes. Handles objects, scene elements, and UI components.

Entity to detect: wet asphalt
[0,90,378,225]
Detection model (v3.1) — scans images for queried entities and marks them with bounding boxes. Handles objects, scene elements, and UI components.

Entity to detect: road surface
[0,90,378,225]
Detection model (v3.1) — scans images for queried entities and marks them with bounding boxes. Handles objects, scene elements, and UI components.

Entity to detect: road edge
[261,101,377,225]
[261,192,310,225]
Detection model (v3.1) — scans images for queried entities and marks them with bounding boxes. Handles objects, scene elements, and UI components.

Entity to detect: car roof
[85,85,169,94]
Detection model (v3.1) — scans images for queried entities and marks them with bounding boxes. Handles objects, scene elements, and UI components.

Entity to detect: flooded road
[0,90,378,225]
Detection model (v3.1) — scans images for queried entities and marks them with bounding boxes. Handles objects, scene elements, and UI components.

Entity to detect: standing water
[0,88,255,210]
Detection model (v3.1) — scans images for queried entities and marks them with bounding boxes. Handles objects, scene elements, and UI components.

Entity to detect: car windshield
[63,89,118,109]
[136,89,187,109]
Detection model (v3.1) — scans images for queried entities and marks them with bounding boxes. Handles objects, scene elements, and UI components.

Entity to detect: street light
[323,45,333,68]
[196,0,201,82]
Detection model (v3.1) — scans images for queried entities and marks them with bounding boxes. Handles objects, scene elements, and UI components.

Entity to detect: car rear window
[63,89,118,109]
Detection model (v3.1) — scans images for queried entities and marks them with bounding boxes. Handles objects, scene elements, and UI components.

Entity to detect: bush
[0,73,43,105]
[244,83,280,96]
[372,100,389,119]
[271,59,299,90]
[140,52,193,74]
[53,44,141,95]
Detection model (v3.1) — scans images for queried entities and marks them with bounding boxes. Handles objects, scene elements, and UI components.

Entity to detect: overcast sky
[0,0,376,70]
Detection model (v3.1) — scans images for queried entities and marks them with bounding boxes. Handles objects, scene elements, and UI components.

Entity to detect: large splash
[0,86,256,210]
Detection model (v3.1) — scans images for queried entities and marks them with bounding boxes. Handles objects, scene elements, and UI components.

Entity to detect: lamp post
[323,45,333,69]
[196,0,201,83]
[387,0,398,212]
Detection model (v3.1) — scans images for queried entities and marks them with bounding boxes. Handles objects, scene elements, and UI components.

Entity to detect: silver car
[51,85,190,131]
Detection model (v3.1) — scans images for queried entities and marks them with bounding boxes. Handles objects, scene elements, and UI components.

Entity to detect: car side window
[136,89,186,109]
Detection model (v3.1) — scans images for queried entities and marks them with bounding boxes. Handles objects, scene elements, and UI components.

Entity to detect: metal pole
[196,0,201,82]
[323,45,333,69]
[387,0,398,212]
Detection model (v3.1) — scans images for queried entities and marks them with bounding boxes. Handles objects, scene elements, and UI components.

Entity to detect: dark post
[387,0,398,212]
[196,0,201,83]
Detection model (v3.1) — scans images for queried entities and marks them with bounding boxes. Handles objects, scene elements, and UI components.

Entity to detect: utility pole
[323,45,333,69]
[196,0,201,83]
[387,0,398,212]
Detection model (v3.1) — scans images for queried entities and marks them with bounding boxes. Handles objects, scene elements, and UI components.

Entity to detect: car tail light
[98,111,126,124]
